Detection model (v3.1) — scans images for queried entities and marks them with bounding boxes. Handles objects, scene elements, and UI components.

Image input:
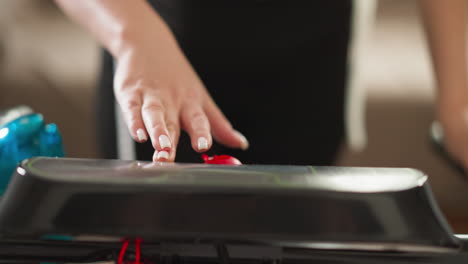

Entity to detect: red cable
[135,238,142,264]
[118,238,144,264]
[118,239,130,264]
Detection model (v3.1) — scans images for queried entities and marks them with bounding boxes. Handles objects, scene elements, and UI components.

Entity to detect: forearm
[54,0,177,58]
[419,0,467,108]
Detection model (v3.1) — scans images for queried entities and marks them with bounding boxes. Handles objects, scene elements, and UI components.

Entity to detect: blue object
[40,234,74,241]
[0,112,64,194]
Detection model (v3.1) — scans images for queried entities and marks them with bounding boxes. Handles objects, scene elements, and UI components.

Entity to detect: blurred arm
[419,0,468,169]
[419,0,467,108]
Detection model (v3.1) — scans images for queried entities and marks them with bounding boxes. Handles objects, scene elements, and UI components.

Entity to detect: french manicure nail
[136,129,147,142]
[197,137,209,151]
[157,150,170,160]
[235,130,249,150]
[159,135,172,149]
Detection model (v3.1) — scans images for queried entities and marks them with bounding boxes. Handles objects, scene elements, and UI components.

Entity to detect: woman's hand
[54,0,248,162]
[114,30,248,162]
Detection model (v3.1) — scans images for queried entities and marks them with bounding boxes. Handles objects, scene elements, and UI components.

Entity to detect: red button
[202,154,242,165]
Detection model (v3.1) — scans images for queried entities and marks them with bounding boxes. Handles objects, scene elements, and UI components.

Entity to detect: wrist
[110,9,176,60]
[437,96,468,127]
[437,82,468,111]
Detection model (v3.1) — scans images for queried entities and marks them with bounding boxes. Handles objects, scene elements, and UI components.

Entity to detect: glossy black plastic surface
[0,157,460,254]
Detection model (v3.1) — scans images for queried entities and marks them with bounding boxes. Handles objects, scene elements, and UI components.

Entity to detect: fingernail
[136,129,147,142]
[235,130,249,150]
[197,137,209,151]
[156,150,170,160]
[159,135,172,149]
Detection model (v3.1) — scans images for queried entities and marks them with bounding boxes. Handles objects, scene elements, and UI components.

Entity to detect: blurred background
[1,0,468,231]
